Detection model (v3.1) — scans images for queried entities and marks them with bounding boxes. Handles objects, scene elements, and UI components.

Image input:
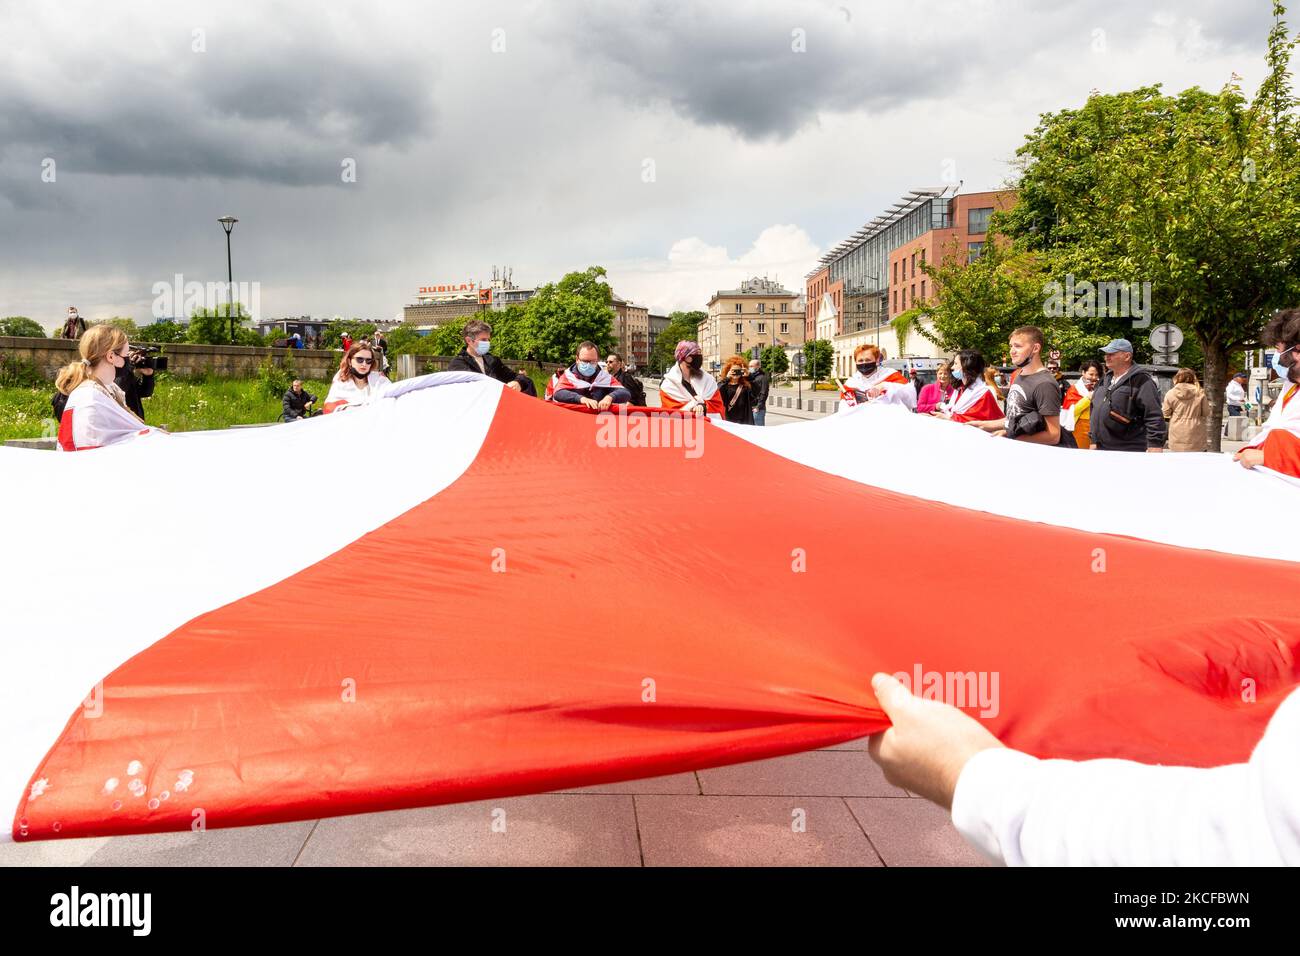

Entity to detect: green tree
[0,316,45,337]
[93,317,141,339]
[802,339,834,382]
[649,310,706,372]
[522,266,617,363]
[187,304,251,345]
[760,344,789,376]
[1003,2,1300,448]
[138,319,186,344]
[918,229,1049,363]
[382,323,425,357]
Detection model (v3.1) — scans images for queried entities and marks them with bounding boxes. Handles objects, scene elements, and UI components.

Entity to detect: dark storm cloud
[546,0,1282,141]
[0,17,437,190]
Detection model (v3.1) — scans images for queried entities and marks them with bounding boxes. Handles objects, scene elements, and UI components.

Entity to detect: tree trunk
[1202,337,1228,453]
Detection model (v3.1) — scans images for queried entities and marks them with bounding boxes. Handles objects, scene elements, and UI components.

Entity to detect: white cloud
[609,224,820,313]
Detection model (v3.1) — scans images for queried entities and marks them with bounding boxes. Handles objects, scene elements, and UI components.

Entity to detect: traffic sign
[1149,324,1183,353]
[1151,351,1179,365]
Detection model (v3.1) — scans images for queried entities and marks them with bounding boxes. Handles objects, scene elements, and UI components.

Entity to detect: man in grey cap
[1089,339,1167,452]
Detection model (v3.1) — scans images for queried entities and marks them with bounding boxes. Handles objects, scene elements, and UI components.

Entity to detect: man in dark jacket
[1089,339,1166,452]
[445,319,538,396]
[605,352,646,406]
[747,358,770,425]
[282,380,317,420]
[114,351,156,420]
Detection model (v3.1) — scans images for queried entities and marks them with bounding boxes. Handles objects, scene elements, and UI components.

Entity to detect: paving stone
[846,798,992,867]
[636,795,882,867]
[698,751,907,797]
[295,794,640,867]
[0,820,316,867]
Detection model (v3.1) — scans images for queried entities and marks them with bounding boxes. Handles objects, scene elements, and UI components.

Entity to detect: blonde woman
[54,325,154,451]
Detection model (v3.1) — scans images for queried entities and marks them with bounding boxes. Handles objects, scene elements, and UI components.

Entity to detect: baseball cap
[1100,338,1134,354]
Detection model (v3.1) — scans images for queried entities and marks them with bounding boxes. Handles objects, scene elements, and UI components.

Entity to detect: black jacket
[282,387,317,419]
[1089,367,1167,451]
[447,348,521,385]
[114,366,155,421]
[719,381,754,424]
[749,369,770,406]
[611,369,646,407]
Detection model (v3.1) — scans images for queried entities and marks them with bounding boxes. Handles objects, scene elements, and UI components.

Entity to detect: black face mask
[1013,352,1034,369]
[856,362,877,376]
[352,367,370,382]
[688,355,703,371]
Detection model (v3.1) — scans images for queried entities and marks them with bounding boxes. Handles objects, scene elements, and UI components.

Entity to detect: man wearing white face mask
[447,319,536,396]
[546,341,631,409]
[1235,308,1300,478]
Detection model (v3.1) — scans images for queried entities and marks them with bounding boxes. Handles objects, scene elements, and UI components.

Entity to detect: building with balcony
[699,277,806,372]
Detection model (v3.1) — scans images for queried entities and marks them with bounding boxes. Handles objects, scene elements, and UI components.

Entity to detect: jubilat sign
[418,282,478,296]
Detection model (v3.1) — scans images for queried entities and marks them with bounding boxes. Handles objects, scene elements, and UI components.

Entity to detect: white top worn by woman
[323,373,393,413]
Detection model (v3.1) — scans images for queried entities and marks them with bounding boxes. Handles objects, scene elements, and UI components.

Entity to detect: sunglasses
[353,356,375,365]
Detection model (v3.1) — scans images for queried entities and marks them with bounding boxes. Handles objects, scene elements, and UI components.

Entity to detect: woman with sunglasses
[323,343,392,413]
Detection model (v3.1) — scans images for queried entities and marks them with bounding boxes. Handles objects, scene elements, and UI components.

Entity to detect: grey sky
[0,0,1283,330]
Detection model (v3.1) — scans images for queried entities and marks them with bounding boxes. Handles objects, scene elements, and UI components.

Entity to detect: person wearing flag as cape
[836,344,916,413]
[54,324,157,451]
[1059,360,1100,448]
[932,349,1003,423]
[658,340,724,416]
[545,341,632,410]
[1235,307,1300,478]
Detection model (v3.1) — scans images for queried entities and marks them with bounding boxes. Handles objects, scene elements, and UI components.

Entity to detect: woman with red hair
[837,344,916,413]
[323,343,392,413]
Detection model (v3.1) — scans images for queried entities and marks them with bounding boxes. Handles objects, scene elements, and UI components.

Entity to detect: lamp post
[218,216,238,344]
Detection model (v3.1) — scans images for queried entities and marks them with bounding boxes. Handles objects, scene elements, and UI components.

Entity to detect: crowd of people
[47,314,1300,483]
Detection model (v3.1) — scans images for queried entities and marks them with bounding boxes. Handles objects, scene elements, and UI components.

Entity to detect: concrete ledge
[3,437,56,450]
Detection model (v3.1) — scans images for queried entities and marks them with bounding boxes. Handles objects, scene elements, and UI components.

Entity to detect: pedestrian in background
[718,356,754,424]
[747,358,770,426]
[916,360,954,414]
[1225,371,1248,417]
[1060,361,1101,449]
[1162,368,1209,452]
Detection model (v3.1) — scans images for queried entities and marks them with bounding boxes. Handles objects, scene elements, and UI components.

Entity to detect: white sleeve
[950,689,1300,866]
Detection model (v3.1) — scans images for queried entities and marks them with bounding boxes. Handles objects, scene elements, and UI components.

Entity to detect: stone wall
[1,336,567,383]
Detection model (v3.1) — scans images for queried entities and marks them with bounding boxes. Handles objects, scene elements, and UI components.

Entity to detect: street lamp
[218,216,238,344]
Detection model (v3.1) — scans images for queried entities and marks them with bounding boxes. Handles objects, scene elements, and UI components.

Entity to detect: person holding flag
[323,343,391,413]
[933,350,1003,424]
[1235,308,1300,478]
[1059,360,1101,448]
[658,340,723,416]
[545,341,632,410]
[836,344,916,413]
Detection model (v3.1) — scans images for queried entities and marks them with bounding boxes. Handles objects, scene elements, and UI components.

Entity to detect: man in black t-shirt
[969,326,1075,447]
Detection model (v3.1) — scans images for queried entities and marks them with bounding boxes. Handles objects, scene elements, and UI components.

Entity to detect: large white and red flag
[3,373,1298,842]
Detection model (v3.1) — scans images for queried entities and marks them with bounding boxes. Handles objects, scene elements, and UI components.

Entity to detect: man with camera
[115,344,163,420]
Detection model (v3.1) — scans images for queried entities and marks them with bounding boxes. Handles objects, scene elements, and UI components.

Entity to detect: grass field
[1,367,556,443]
[0,374,332,443]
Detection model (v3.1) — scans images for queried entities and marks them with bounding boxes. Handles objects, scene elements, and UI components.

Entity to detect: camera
[129,344,168,372]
